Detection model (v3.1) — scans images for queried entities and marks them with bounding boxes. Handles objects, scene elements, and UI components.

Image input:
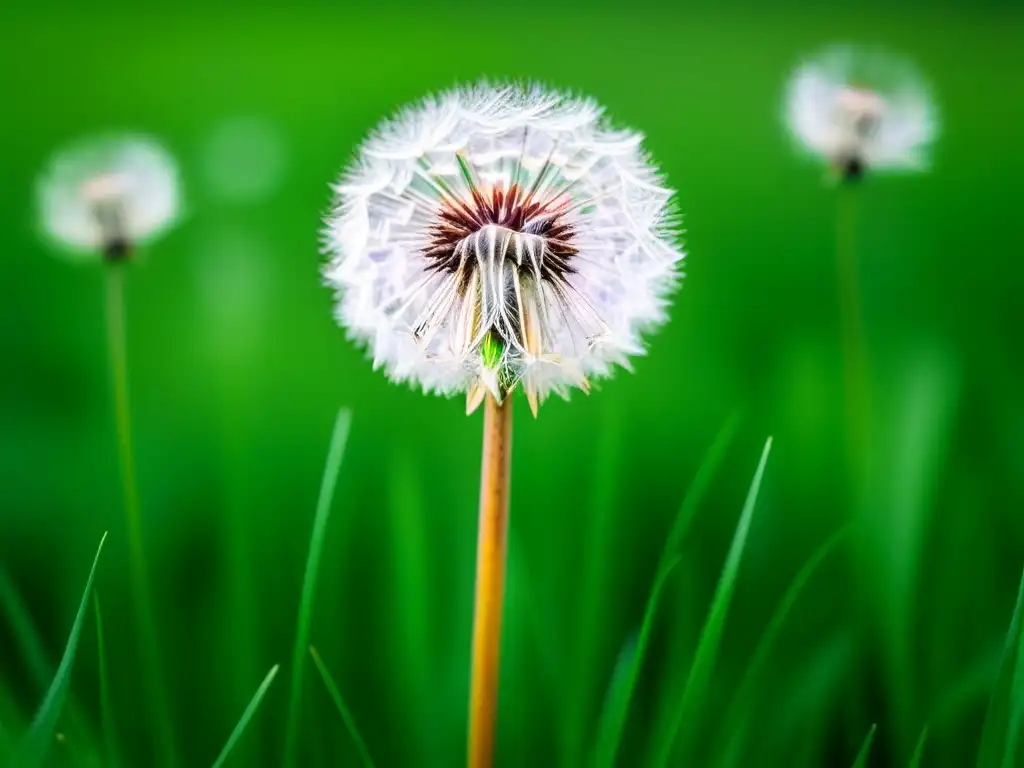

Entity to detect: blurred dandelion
[323,81,684,768]
[38,134,180,260]
[785,46,939,500]
[35,132,180,767]
[785,44,937,182]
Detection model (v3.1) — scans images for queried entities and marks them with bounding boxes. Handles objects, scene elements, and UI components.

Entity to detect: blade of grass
[650,436,773,766]
[716,525,850,764]
[387,453,432,755]
[0,567,94,751]
[976,566,1024,768]
[282,408,352,768]
[1003,577,1024,768]
[572,411,741,765]
[565,402,624,766]
[211,664,280,768]
[909,726,928,768]
[852,724,877,768]
[20,532,107,766]
[93,592,120,768]
[592,556,680,768]
[0,568,51,686]
[309,646,375,768]
[663,411,743,560]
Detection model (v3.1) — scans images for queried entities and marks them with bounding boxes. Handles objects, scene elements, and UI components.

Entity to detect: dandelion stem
[836,184,870,492]
[104,263,176,768]
[467,395,513,768]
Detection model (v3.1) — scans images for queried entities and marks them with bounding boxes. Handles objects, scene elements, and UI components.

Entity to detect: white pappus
[324,81,685,416]
[37,134,180,260]
[785,45,938,180]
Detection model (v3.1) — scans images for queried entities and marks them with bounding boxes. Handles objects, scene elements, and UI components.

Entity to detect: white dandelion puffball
[785,45,937,178]
[324,82,684,416]
[38,134,180,259]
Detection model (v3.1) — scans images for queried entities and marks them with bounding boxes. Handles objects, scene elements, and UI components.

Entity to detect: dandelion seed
[324,81,684,417]
[785,45,938,181]
[37,134,180,261]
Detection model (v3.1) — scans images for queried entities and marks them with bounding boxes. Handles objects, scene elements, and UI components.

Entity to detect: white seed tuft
[323,81,685,414]
[785,45,938,177]
[37,134,180,259]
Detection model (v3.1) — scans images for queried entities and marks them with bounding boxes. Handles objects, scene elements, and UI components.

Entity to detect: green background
[1,1,1022,766]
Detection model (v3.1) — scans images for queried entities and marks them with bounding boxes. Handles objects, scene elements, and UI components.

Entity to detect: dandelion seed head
[37,134,180,260]
[785,45,937,178]
[324,81,684,414]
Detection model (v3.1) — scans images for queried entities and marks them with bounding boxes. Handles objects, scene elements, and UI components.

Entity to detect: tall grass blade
[211,664,280,768]
[976,566,1024,768]
[572,412,740,765]
[0,566,99,758]
[651,437,773,766]
[309,646,376,768]
[0,568,51,687]
[592,557,680,768]
[387,454,432,753]
[566,403,624,766]
[94,592,120,768]
[852,724,877,768]
[1004,589,1024,768]
[716,526,849,763]
[20,532,107,766]
[663,411,742,559]
[283,408,352,768]
[908,726,928,768]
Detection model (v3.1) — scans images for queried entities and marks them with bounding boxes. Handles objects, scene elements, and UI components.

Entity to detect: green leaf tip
[21,532,108,767]
[211,664,280,768]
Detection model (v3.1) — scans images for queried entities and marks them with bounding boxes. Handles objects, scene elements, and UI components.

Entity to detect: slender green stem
[836,185,870,493]
[104,264,176,768]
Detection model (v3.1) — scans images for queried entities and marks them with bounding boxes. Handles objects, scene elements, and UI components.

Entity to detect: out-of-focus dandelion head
[324,81,684,416]
[37,134,180,261]
[785,45,938,180]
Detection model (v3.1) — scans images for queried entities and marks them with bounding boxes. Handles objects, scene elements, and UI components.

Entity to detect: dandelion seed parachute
[785,45,938,178]
[324,82,685,415]
[37,134,180,259]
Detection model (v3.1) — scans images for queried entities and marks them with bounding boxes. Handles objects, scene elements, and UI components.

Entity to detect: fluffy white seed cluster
[37,134,180,259]
[785,45,937,178]
[324,82,684,415]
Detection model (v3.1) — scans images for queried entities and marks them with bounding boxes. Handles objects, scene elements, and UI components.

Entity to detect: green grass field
[1,1,1022,766]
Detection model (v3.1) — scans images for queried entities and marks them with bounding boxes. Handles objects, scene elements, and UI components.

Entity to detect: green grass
[714,525,850,766]
[211,664,280,768]
[94,592,120,768]
[909,727,929,768]
[283,408,352,768]
[593,413,740,767]
[309,646,376,768]
[976,567,1024,768]
[651,436,774,765]
[20,532,107,767]
[851,723,877,768]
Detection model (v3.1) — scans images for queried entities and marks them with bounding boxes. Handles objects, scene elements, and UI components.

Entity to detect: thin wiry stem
[104,263,176,768]
[467,395,513,768]
[836,184,870,493]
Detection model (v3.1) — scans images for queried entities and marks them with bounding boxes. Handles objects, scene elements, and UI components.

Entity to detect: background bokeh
[1,1,1022,766]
